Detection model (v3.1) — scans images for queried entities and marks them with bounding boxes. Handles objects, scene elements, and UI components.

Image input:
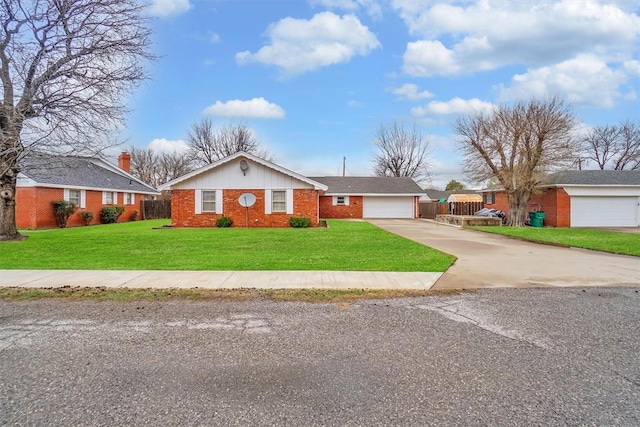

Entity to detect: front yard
[470,226,640,257]
[0,220,455,271]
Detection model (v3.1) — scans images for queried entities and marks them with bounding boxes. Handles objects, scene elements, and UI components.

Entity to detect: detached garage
[482,170,640,228]
[311,176,425,219]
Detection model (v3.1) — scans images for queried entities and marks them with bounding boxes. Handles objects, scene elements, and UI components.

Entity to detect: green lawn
[470,226,640,257]
[0,220,455,272]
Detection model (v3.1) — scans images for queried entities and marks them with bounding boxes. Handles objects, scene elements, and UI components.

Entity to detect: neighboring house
[158,152,425,228]
[481,170,640,227]
[16,152,160,229]
[310,176,424,219]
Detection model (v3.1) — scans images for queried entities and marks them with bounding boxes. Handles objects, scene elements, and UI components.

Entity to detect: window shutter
[265,190,272,214]
[215,189,223,214]
[63,188,70,201]
[80,190,86,208]
[113,192,118,204]
[332,196,337,206]
[102,191,107,204]
[195,190,202,214]
[130,193,135,205]
[344,196,350,206]
[286,189,294,214]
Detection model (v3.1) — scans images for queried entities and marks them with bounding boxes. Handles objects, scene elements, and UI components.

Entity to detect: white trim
[130,193,135,205]
[158,151,328,191]
[25,182,159,195]
[63,188,70,201]
[80,190,86,208]
[215,189,223,214]
[286,189,294,214]
[195,190,202,214]
[265,190,272,215]
[102,191,107,204]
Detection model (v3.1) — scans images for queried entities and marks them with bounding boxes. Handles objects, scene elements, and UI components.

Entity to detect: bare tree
[130,147,194,189]
[187,118,270,167]
[0,0,153,240]
[582,120,640,170]
[372,121,431,183]
[455,98,577,226]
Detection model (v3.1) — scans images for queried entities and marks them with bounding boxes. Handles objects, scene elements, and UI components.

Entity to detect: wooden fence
[141,199,171,219]
[420,201,484,218]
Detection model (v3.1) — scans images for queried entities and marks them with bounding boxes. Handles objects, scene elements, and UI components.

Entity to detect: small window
[124,193,134,205]
[483,192,495,204]
[272,190,286,212]
[104,191,114,204]
[202,191,216,212]
[67,189,81,206]
[336,196,345,205]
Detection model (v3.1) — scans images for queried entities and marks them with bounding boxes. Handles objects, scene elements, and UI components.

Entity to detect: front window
[104,191,114,204]
[124,193,133,205]
[67,189,80,206]
[202,191,216,212]
[272,190,286,212]
[336,196,345,205]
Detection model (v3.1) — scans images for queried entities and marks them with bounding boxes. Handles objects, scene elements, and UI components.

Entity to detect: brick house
[159,152,329,228]
[481,170,640,227]
[159,152,426,228]
[16,153,159,229]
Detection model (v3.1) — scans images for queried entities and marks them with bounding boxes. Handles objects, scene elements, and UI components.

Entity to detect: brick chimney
[118,152,131,173]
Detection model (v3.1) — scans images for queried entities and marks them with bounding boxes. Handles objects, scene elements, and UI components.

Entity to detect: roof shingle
[309,176,425,195]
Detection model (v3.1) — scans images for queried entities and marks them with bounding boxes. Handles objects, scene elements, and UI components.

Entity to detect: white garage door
[363,197,414,218]
[571,196,639,227]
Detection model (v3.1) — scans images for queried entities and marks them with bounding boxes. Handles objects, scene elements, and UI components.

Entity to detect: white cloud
[203,97,286,119]
[210,33,221,44]
[235,12,380,76]
[391,83,435,101]
[309,0,383,20]
[147,138,190,154]
[411,97,494,116]
[394,0,640,76]
[146,0,192,17]
[497,54,634,108]
[347,100,363,107]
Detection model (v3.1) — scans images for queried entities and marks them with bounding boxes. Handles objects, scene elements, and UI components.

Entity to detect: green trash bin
[529,211,545,227]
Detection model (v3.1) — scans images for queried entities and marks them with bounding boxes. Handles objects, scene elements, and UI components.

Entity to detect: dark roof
[309,176,425,195]
[543,170,640,186]
[19,155,158,194]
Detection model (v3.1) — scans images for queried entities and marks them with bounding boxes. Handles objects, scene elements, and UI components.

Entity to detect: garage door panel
[571,197,638,227]
[363,197,414,218]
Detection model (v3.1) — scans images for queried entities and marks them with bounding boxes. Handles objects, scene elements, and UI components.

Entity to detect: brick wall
[319,195,363,218]
[171,188,320,228]
[16,187,145,229]
[482,187,571,227]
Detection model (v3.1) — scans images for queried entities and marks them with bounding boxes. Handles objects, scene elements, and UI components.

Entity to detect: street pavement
[1,288,639,425]
[369,219,640,289]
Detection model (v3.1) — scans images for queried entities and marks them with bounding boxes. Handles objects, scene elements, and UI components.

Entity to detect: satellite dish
[238,193,256,207]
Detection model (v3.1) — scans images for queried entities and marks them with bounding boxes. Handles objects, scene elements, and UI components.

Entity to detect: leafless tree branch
[372,121,431,184]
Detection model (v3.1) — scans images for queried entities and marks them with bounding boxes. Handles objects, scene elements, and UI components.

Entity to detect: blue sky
[122,0,640,189]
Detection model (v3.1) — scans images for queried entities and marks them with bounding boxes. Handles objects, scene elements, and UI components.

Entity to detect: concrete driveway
[369,219,640,289]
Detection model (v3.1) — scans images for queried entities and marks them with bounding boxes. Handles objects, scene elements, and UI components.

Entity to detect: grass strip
[0,286,466,303]
[469,226,640,257]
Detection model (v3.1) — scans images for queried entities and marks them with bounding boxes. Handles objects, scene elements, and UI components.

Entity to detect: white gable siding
[173,158,314,190]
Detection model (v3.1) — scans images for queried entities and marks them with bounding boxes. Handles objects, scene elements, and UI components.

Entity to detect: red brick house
[16,153,159,229]
[481,170,640,227]
[159,152,425,228]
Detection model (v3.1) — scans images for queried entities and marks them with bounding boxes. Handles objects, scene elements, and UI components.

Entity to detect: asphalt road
[2,288,639,426]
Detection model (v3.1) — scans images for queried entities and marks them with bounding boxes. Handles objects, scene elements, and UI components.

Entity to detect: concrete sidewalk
[0,270,443,290]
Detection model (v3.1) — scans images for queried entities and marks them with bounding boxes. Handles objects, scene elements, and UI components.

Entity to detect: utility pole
[342,156,346,177]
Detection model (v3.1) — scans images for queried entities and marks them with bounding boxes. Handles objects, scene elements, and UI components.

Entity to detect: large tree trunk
[0,166,21,240]
[506,189,532,227]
